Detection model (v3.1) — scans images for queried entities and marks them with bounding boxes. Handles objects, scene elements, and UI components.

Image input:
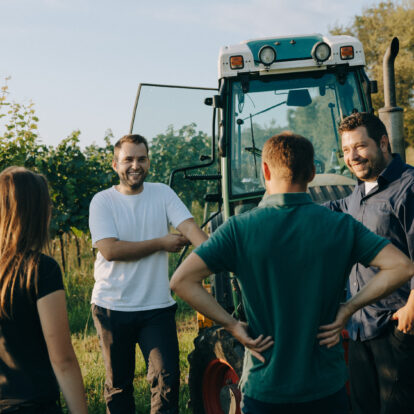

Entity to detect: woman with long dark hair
[0,167,87,413]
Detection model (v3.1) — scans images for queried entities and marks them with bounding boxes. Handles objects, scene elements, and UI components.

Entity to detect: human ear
[380,135,390,153]
[262,161,271,181]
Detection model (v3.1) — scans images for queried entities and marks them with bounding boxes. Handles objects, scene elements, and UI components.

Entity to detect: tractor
[130,34,404,414]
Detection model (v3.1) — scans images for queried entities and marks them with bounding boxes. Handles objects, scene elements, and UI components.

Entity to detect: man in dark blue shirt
[326,112,414,414]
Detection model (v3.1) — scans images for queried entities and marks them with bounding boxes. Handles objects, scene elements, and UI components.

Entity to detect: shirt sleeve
[323,194,350,212]
[163,185,193,228]
[89,192,119,247]
[351,217,390,266]
[397,185,414,288]
[36,256,64,300]
[194,219,237,274]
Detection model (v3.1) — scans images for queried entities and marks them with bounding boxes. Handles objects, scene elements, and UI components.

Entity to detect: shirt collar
[258,192,313,208]
[357,153,405,194]
[378,153,405,185]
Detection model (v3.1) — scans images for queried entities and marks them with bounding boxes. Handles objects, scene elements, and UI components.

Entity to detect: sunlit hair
[114,134,149,161]
[339,112,391,152]
[262,131,314,184]
[0,167,51,318]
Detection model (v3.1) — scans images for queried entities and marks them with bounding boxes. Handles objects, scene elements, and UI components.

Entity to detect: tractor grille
[308,184,355,204]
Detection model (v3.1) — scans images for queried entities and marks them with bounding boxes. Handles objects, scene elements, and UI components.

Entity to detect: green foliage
[37,131,117,237]
[330,1,414,146]
[0,80,41,170]
[148,123,218,210]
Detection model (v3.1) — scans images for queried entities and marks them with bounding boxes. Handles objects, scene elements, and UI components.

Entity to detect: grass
[52,234,198,413]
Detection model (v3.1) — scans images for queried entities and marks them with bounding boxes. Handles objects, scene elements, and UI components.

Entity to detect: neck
[266,180,307,194]
[384,152,393,167]
[115,183,144,195]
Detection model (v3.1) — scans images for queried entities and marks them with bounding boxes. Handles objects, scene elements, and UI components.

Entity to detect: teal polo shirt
[194,192,389,404]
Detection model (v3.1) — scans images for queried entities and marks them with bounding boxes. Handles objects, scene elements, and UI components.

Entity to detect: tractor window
[230,71,364,197]
[130,83,217,210]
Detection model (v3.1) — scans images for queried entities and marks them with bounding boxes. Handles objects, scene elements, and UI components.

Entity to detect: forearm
[51,351,88,414]
[103,238,164,261]
[177,218,208,247]
[344,262,414,316]
[173,279,237,329]
[405,289,414,308]
[171,252,237,329]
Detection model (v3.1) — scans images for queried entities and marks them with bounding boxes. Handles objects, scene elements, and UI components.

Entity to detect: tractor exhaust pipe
[378,37,405,161]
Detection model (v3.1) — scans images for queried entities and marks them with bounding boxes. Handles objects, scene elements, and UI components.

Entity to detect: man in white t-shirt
[89,134,207,414]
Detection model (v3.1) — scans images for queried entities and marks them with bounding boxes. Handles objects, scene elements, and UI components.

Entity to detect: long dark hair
[0,167,51,318]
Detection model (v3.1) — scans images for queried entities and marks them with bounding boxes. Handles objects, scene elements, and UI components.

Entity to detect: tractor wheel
[188,326,244,414]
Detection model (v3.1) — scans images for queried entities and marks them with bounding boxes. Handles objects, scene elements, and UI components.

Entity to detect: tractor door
[130,83,217,145]
[130,82,219,210]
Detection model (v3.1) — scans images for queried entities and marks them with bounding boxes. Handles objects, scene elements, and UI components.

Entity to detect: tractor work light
[230,55,244,69]
[259,46,276,65]
[312,42,331,63]
[340,46,354,60]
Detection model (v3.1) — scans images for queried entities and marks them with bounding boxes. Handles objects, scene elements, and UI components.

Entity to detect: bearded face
[113,142,150,194]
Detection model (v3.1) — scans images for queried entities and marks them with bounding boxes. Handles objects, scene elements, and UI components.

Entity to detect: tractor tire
[188,326,244,414]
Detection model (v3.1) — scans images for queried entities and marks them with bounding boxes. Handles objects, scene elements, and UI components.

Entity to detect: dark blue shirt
[326,154,414,341]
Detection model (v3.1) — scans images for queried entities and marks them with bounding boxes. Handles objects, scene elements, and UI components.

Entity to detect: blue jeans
[241,386,349,414]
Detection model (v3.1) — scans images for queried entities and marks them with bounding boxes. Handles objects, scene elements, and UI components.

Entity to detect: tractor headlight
[312,42,331,63]
[259,46,276,65]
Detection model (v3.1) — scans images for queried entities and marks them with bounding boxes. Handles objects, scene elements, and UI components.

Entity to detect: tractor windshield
[229,70,365,197]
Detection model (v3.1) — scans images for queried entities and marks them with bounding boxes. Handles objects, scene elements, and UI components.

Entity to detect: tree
[330,1,414,146]
[0,79,41,170]
[148,123,218,210]
[36,131,118,270]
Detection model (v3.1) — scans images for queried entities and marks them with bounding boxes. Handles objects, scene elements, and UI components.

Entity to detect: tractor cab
[215,34,374,219]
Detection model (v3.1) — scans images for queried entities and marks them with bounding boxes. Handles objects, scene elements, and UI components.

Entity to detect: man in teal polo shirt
[170,132,414,414]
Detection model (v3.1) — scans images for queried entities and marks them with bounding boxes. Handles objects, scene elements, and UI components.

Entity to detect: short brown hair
[339,112,391,152]
[262,131,314,184]
[114,134,149,160]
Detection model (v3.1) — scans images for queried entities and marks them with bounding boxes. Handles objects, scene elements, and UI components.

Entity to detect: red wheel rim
[202,358,241,414]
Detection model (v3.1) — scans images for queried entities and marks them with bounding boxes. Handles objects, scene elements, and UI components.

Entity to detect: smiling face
[341,126,391,182]
[112,142,150,194]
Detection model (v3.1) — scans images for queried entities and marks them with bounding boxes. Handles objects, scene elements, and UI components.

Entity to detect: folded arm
[96,219,206,262]
[96,233,189,262]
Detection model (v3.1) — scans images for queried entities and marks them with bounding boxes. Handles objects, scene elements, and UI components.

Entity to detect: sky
[0,0,384,148]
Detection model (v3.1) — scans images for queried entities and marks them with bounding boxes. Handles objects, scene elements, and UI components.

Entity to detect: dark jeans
[349,322,414,414]
[92,303,180,414]
[241,387,349,414]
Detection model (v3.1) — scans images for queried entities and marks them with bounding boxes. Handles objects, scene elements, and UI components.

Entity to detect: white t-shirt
[89,183,193,311]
